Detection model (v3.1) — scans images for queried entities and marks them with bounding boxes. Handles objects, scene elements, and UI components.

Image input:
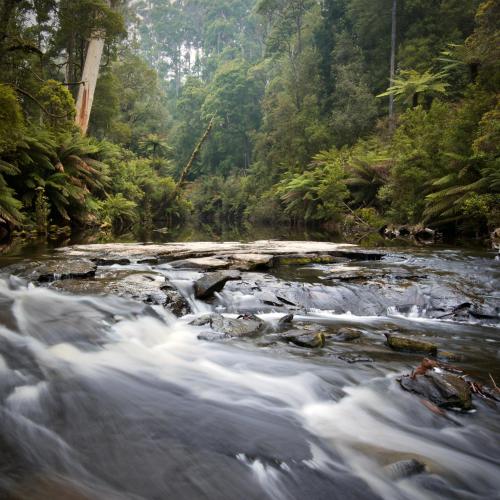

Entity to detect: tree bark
[74,0,111,135]
[74,36,105,135]
[389,0,397,129]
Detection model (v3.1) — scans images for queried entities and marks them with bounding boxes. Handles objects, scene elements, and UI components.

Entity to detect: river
[0,236,499,500]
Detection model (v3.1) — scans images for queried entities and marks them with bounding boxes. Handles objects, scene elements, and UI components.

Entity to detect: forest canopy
[0,0,498,242]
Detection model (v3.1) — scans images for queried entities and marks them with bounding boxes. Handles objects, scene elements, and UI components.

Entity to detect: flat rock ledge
[58,240,384,270]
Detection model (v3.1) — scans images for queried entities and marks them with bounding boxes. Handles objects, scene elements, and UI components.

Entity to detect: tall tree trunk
[74,0,110,135]
[74,37,105,135]
[175,116,216,193]
[389,0,397,129]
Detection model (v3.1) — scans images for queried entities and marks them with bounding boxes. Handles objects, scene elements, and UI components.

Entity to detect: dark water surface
[0,234,499,499]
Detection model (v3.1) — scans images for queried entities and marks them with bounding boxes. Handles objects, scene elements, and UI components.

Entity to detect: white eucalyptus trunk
[74,36,105,135]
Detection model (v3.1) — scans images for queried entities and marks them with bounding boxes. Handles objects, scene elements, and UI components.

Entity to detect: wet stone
[170,257,229,270]
[22,259,97,283]
[385,334,438,355]
[92,257,131,266]
[191,313,264,338]
[228,253,275,271]
[321,266,386,283]
[161,284,191,317]
[399,372,472,410]
[276,254,337,265]
[194,271,241,300]
[280,330,326,348]
[197,331,229,342]
[332,328,362,342]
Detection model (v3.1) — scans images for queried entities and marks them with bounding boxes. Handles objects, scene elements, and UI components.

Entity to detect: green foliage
[190,175,251,223]
[276,150,349,222]
[0,85,24,153]
[98,194,138,231]
[378,70,449,107]
[0,162,23,225]
[37,80,76,132]
[0,0,498,243]
[345,142,391,208]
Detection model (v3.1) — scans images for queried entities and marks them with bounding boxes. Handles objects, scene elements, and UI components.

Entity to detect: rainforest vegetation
[0,0,498,242]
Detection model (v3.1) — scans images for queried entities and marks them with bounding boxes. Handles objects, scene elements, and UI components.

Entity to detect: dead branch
[175,115,216,194]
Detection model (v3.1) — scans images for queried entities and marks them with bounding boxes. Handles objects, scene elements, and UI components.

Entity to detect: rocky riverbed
[0,241,499,499]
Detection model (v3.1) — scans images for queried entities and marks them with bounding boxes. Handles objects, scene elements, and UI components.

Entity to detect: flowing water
[0,243,499,500]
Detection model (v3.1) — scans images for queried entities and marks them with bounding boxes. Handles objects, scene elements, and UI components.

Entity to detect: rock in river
[194,271,241,300]
[399,372,472,410]
[280,330,326,348]
[191,313,264,337]
[161,284,191,317]
[385,334,437,355]
[333,327,362,342]
[23,259,97,282]
[384,459,426,480]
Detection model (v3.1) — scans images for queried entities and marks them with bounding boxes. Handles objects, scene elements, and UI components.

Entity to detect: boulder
[191,313,264,338]
[280,330,326,348]
[399,372,472,410]
[194,271,241,299]
[333,327,362,342]
[228,253,275,271]
[385,334,437,355]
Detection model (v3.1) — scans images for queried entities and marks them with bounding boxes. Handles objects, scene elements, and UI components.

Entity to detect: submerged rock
[280,330,326,348]
[197,331,229,342]
[384,459,426,480]
[385,334,437,355]
[399,372,472,410]
[322,266,386,283]
[191,313,264,337]
[338,353,373,364]
[437,351,464,362]
[194,271,241,299]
